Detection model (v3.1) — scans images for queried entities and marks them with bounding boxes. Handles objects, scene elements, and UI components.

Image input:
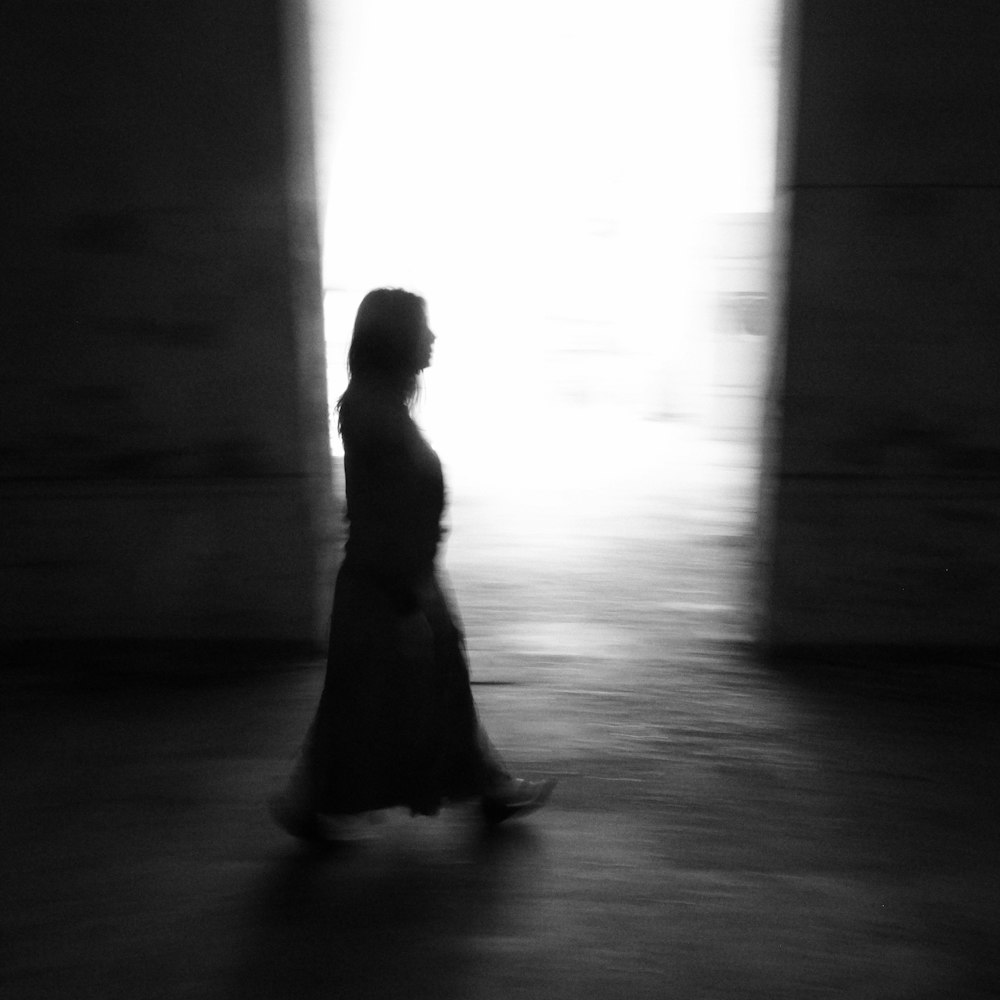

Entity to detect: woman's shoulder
[339,383,412,450]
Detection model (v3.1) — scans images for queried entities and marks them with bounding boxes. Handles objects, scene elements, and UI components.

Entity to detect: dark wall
[761,1,1000,650]
[0,0,336,648]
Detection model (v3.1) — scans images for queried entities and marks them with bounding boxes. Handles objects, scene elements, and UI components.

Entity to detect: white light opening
[309,0,779,510]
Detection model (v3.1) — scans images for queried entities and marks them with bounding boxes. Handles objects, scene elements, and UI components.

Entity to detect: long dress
[290,382,506,818]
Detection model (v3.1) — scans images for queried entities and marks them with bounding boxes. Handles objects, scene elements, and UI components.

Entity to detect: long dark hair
[337,288,428,424]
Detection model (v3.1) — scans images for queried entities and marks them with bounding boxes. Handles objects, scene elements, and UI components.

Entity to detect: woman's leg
[425,577,555,820]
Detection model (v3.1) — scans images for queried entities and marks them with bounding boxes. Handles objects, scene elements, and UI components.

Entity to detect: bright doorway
[307,0,779,571]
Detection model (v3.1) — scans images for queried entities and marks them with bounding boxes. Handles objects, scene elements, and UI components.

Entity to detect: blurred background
[315,0,777,455]
[311,0,778,623]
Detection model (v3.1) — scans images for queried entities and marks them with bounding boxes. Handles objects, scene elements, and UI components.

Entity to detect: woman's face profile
[415,316,436,371]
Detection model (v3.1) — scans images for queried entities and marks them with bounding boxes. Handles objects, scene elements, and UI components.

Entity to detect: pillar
[762,2,1000,652]
[0,0,336,656]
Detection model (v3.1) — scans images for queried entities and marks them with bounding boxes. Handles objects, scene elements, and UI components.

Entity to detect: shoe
[269,794,328,843]
[481,777,556,825]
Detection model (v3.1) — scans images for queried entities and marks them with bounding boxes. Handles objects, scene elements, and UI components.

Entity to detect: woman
[272,288,554,840]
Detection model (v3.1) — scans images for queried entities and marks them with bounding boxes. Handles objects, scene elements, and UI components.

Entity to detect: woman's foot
[481,777,556,825]
[269,793,328,842]
[270,794,383,846]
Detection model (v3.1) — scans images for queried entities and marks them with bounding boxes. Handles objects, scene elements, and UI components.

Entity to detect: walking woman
[271,288,554,841]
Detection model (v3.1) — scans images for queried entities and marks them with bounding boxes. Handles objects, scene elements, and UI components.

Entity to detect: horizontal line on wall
[786,182,1000,191]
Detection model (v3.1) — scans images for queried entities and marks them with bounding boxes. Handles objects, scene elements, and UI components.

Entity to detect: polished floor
[4,427,999,999]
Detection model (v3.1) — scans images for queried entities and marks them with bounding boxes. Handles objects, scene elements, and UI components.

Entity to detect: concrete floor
[4,426,1000,999]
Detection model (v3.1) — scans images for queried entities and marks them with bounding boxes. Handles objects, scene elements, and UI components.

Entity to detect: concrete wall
[761,2,1000,650]
[0,0,336,651]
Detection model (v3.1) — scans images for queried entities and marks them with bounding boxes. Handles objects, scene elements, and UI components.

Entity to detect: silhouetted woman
[272,288,553,840]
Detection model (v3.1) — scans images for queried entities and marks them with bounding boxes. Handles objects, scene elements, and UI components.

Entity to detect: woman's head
[346,288,434,397]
